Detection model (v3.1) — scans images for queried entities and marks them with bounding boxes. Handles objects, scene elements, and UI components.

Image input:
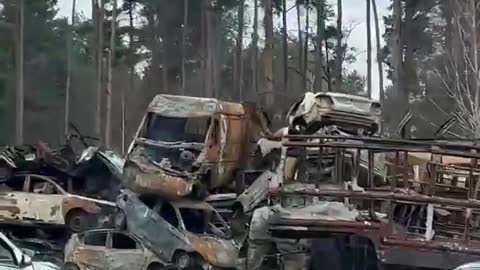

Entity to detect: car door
[21,175,65,224]
[149,200,192,261]
[0,175,29,222]
[104,232,147,270]
[74,231,110,269]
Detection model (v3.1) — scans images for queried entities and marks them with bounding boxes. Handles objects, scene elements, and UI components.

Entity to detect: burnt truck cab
[123,94,267,200]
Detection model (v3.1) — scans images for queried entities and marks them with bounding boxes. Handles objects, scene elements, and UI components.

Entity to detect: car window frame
[81,231,108,247]
[25,175,67,195]
[108,231,141,250]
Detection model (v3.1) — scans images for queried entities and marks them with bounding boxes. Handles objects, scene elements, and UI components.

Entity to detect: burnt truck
[122,94,269,200]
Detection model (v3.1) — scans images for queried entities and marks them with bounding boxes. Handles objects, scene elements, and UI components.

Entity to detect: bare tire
[66,210,90,232]
[173,251,192,270]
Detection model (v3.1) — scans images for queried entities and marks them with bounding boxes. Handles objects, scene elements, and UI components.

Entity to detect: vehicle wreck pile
[1,92,480,270]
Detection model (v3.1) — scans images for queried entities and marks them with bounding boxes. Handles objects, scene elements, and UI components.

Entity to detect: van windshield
[144,114,210,143]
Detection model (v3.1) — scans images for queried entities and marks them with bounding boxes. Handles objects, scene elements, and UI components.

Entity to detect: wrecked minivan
[115,189,239,270]
[123,94,269,200]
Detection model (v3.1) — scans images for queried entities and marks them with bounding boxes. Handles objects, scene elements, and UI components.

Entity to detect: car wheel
[173,251,192,270]
[66,209,90,232]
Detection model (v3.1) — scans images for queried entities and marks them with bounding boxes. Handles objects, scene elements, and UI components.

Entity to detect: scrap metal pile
[0,92,479,270]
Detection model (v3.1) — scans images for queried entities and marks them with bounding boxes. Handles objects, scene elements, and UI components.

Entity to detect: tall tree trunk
[235,0,245,100]
[314,0,325,92]
[15,0,24,144]
[335,0,343,91]
[161,5,168,93]
[124,0,134,153]
[367,0,372,98]
[95,0,104,141]
[181,0,188,95]
[303,0,309,91]
[200,0,207,96]
[282,0,288,94]
[392,0,405,132]
[372,0,384,103]
[263,0,274,110]
[105,0,116,148]
[205,0,214,97]
[65,0,76,137]
[403,2,415,111]
[297,3,303,79]
[252,0,259,97]
[325,39,332,90]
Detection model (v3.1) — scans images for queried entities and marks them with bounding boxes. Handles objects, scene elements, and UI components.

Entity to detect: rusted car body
[286,92,382,135]
[63,229,174,270]
[0,174,115,232]
[123,94,268,199]
[266,136,480,269]
[115,189,239,269]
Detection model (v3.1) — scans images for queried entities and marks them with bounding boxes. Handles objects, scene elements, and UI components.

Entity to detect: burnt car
[0,174,115,232]
[63,228,175,270]
[122,94,269,200]
[115,189,240,270]
[0,232,59,270]
[455,262,480,270]
[286,92,381,135]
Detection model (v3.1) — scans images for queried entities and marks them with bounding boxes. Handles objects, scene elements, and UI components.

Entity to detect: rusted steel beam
[381,237,480,255]
[269,188,480,208]
[284,135,480,151]
[283,141,480,159]
[270,219,381,230]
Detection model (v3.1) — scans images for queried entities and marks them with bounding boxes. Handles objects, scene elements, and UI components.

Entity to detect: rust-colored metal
[269,188,480,208]
[62,197,101,216]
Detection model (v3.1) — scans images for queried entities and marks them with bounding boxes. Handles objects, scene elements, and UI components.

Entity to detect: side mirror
[20,254,32,267]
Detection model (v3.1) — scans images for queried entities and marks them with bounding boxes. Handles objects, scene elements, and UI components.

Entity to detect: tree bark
[282,0,288,94]
[314,0,325,92]
[235,0,245,100]
[263,0,274,109]
[160,4,168,93]
[372,0,384,103]
[124,0,134,153]
[297,3,303,79]
[367,0,372,98]
[65,0,76,137]
[205,0,214,97]
[303,0,309,91]
[105,0,116,148]
[335,0,343,91]
[15,0,24,144]
[181,0,188,95]
[95,0,104,141]
[252,0,259,98]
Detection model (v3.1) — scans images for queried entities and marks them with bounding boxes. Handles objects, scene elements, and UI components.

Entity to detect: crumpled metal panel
[122,147,193,199]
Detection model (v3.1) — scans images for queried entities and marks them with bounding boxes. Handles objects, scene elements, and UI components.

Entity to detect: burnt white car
[115,189,239,270]
[0,232,59,270]
[455,262,480,270]
[287,92,382,135]
[63,229,175,270]
[0,174,115,232]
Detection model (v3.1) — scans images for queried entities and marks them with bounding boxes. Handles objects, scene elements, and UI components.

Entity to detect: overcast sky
[56,0,390,100]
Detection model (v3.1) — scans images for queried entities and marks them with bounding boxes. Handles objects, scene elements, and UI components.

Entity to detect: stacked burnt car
[63,94,273,270]
[0,125,124,268]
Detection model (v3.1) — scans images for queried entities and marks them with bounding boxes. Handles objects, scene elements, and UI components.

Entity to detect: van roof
[148,94,244,117]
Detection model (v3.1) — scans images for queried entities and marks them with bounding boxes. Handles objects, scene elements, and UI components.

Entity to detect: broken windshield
[143,113,210,143]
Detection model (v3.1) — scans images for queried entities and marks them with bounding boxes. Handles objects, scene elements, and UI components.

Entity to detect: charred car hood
[189,234,239,268]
